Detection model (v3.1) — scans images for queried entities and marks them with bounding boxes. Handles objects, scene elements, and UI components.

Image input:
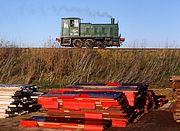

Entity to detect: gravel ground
[108,110,180,131]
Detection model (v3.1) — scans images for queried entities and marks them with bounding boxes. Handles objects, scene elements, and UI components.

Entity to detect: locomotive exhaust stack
[111,18,115,24]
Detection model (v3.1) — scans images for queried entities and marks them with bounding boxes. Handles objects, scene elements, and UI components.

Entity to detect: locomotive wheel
[97,41,106,48]
[72,39,83,48]
[85,39,94,48]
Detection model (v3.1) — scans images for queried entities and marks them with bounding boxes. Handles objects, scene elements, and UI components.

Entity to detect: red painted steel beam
[38,95,127,110]
[112,118,127,127]
[19,116,111,131]
[48,109,128,117]
[39,122,104,131]
[19,120,38,127]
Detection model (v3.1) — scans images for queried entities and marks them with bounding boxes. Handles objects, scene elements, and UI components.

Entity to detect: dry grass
[0,48,179,88]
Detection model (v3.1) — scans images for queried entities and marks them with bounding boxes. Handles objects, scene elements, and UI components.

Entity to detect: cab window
[74,20,79,27]
[63,20,69,28]
[70,20,74,27]
[70,20,79,27]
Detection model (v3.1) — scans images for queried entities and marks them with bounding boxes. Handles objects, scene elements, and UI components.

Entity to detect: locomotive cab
[61,18,80,37]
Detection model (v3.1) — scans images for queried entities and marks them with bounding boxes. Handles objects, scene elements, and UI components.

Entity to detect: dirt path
[108,110,180,131]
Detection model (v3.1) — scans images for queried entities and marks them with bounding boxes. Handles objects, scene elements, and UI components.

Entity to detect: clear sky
[0,0,179,47]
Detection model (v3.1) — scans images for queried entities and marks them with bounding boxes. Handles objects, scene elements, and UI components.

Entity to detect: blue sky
[0,0,179,47]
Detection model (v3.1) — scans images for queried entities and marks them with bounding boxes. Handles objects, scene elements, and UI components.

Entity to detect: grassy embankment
[0,48,179,89]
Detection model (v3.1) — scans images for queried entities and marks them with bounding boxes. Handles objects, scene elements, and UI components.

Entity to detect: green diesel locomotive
[56,17,125,48]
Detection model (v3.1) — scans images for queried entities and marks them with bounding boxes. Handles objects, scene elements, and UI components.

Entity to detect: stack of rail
[20,82,167,130]
[170,76,180,123]
[0,84,43,118]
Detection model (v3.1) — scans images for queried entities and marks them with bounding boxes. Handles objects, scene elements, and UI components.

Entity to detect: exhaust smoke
[18,5,113,18]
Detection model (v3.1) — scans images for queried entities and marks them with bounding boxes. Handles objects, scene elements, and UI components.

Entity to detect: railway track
[64,48,180,52]
[3,47,178,51]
